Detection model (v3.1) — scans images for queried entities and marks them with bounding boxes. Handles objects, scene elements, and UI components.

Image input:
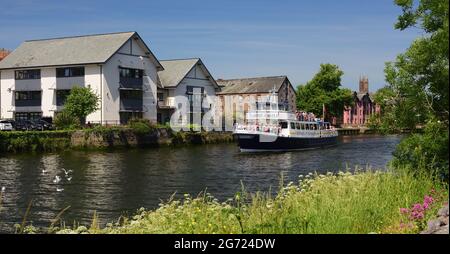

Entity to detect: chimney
[359,76,369,93]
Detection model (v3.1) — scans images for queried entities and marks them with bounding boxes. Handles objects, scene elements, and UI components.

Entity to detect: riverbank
[49,168,447,234]
[0,127,234,153]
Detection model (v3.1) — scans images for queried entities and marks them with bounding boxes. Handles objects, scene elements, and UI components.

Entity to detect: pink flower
[412,203,423,212]
[423,195,434,205]
[400,208,409,214]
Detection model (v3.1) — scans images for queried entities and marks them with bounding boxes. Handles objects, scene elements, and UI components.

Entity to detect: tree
[64,86,100,124]
[385,0,449,178]
[385,0,449,127]
[296,63,353,121]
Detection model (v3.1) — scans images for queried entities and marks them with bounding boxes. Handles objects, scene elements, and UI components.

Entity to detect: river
[0,134,402,233]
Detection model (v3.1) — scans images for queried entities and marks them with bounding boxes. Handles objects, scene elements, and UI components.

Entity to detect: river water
[0,134,402,232]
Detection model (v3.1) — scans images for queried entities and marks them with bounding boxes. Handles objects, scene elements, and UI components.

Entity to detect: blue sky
[0,0,421,91]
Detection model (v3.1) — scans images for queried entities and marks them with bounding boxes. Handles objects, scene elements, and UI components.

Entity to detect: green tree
[385,0,449,127]
[296,63,353,120]
[64,86,100,124]
[385,0,449,178]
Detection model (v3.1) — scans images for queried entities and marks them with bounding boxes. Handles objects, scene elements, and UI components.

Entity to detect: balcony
[15,99,41,107]
[119,77,143,90]
[157,97,176,109]
[120,99,143,112]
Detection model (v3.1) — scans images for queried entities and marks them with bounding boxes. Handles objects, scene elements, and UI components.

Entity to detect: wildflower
[400,208,409,214]
[423,195,434,206]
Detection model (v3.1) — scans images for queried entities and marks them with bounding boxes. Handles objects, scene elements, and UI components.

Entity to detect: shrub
[54,110,80,130]
[128,119,156,135]
[0,131,73,153]
[391,119,449,180]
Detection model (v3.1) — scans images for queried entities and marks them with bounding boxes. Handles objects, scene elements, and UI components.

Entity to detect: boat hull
[234,133,338,152]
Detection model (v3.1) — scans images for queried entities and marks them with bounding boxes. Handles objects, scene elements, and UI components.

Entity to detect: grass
[55,167,448,234]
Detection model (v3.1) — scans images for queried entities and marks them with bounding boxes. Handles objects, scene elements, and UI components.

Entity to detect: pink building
[343,77,380,127]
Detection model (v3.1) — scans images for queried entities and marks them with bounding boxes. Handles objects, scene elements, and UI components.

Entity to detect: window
[56,67,85,78]
[119,67,143,79]
[120,112,143,124]
[296,122,301,129]
[157,93,164,101]
[290,122,295,129]
[120,90,142,100]
[56,90,71,106]
[15,69,40,80]
[280,121,288,129]
[15,91,41,101]
[14,112,42,121]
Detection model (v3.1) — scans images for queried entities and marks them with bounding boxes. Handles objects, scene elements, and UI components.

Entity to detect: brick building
[0,48,10,61]
[342,77,380,127]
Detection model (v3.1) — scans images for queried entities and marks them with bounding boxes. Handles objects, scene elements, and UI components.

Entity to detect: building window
[15,69,41,80]
[119,67,143,79]
[120,90,142,99]
[14,112,42,121]
[157,92,164,101]
[120,112,143,124]
[15,91,41,101]
[56,89,71,106]
[56,67,85,78]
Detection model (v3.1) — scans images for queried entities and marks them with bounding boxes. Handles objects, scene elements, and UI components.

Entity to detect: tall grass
[63,168,446,234]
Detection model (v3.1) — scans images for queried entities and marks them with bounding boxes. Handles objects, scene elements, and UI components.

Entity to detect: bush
[128,119,156,135]
[0,131,73,153]
[391,120,449,180]
[54,110,80,130]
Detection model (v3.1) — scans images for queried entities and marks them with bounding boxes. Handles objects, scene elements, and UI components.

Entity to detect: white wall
[0,70,15,119]
[1,38,159,123]
[173,64,217,98]
[102,50,158,123]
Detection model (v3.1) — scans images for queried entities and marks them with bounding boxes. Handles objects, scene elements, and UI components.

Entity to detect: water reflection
[0,135,402,232]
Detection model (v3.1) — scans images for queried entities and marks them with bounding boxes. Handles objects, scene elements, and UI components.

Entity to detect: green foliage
[391,119,449,179]
[377,0,449,177]
[296,64,353,120]
[386,0,449,128]
[128,119,156,135]
[53,110,80,130]
[0,131,73,153]
[55,169,447,234]
[63,86,100,124]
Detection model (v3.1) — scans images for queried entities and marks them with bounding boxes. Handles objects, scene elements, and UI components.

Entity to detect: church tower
[359,76,369,93]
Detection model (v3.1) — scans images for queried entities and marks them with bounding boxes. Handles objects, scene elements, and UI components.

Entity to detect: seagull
[1,186,5,192]
[53,176,61,184]
[67,177,72,182]
[62,168,73,176]
[56,187,64,192]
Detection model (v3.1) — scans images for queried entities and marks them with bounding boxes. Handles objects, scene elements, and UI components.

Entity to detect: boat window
[305,124,309,130]
[280,121,288,129]
[290,122,295,129]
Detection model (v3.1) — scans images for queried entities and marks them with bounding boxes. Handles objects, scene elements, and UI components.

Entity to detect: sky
[0,0,422,91]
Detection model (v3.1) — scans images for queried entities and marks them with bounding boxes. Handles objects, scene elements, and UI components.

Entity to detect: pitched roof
[216,76,288,94]
[354,91,374,102]
[158,58,219,89]
[0,31,162,70]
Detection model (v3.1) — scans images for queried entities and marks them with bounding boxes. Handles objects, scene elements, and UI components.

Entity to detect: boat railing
[234,124,281,135]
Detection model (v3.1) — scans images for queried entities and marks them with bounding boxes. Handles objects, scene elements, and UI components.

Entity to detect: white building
[156,58,220,124]
[0,31,163,124]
